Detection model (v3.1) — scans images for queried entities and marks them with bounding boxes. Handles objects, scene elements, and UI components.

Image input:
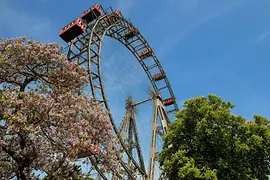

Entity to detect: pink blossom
[0,37,118,179]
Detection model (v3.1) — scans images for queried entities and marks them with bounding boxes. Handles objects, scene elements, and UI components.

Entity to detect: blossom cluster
[0,37,118,179]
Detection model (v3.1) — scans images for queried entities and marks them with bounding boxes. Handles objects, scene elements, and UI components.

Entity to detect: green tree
[159,94,270,180]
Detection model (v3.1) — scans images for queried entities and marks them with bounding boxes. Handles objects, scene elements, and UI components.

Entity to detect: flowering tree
[0,37,117,179]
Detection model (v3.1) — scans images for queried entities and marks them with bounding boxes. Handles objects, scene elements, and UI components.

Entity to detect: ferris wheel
[59,4,178,180]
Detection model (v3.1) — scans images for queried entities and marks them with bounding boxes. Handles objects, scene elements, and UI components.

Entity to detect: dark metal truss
[67,7,178,180]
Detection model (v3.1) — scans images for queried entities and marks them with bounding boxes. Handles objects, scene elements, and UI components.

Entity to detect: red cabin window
[139,48,152,59]
[152,71,166,81]
[114,10,122,17]
[93,147,101,155]
[59,18,86,43]
[81,4,103,23]
[163,98,175,106]
[124,27,138,40]
[77,143,101,158]
[104,10,122,24]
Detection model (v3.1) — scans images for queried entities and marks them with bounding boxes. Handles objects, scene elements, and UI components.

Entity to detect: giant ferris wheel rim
[65,6,178,179]
[72,13,178,112]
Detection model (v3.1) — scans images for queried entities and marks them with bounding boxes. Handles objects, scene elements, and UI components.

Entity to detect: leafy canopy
[159,94,270,180]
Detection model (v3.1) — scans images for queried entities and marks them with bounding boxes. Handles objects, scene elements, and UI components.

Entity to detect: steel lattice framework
[61,5,178,180]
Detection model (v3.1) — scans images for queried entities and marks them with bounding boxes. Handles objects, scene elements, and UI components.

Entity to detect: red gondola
[93,146,101,155]
[77,143,101,158]
[163,98,175,106]
[113,10,122,17]
[124,27,138,40]
[59,18,86,43]
[152,71,166,81]
[81,4,103,23]
[139,48,152,59]
[104,10,122,23]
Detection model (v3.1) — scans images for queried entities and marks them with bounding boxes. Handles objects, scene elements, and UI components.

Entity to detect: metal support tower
[114,93,170,180]
[148,94,170,180]
[112,97,146,179]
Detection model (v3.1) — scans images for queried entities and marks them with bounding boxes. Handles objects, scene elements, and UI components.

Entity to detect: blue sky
[1,0,270,121]
[1,0,270,176]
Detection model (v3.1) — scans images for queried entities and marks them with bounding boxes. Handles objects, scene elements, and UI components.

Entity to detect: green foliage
[159,94,270,180]
[79,178,94,180]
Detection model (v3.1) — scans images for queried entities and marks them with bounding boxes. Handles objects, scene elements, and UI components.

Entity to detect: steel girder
[66,7,178,179]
